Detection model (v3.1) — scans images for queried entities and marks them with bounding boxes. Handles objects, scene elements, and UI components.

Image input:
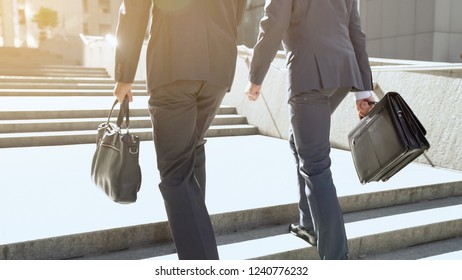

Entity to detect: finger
[360,100,369,110]
[246,91,255,100]
[358,101,371,114]
[358,101,374,117]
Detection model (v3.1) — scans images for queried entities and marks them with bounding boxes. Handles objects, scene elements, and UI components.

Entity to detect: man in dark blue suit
[112,0,247,260]
[246,0,375,259]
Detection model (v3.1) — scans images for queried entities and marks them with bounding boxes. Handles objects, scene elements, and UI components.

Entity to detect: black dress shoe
[289,224,317,246]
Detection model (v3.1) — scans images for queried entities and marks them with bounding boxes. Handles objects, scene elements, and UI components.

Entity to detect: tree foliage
[32,7,58,30]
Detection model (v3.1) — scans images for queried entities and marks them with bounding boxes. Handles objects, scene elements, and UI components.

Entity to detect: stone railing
[81,34,147,81]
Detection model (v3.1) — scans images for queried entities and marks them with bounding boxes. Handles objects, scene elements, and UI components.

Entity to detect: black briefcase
[348,91,430,184]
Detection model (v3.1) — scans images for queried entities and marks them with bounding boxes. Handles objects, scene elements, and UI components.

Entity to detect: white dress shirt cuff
[354,90,373,100]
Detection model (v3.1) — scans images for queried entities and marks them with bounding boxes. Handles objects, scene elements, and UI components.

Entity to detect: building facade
[1,0,461,62]
[239,0,462,63]
[360,0,462,62]
[0,0,121,48]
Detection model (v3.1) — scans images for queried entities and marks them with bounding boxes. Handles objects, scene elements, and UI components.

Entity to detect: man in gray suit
[246,0,375,259]
[113,0,246,260]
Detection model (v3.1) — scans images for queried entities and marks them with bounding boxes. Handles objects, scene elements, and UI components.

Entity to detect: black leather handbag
[348,91,430,184]
[91,98,142,203]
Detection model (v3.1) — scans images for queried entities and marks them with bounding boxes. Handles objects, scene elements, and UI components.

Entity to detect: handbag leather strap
[106,97,130,130]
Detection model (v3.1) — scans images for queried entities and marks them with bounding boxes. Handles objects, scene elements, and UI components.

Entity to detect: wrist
[354,91,373,100]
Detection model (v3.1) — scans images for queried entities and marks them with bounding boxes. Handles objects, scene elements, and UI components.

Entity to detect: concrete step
[0,88,255,147]
[140,187,462,260]
[358,237,462,260]
[0,65,107,72]
[1,57,65,66]
[0,69,110,78]
[3,191,461,260]
[421,246,462,260]
[0,76,146,91]
[0,105,237,120]
[0,108,150,120]
[86,196,462,260]
[0,47,63,64]
[0,51,64,66]
[0,115,249,133]
[0,47,54,55]
[0,63,104,69]
[0,71,110,78]
[0,89,146,96]
[0,117,154,133]
[0,125,259,148]
[0,76,141,84]
[0,82,147,90]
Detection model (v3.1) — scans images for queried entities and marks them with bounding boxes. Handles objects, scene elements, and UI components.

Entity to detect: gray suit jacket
[115,0,246,92]
[249,0,373,99]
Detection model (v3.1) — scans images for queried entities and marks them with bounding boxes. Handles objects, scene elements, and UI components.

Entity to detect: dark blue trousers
[288,87,350,260]
[149,80,227,260]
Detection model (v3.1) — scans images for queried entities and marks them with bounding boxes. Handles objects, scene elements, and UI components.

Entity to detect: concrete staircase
[25,182,462,260]
[1,135,461,260]
[0,66,258,148]
[0,47,66,67]
[0,55,461,260]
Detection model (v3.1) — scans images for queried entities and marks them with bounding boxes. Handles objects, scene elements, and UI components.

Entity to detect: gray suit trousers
[148,80,227,260]
[288,87,350,260]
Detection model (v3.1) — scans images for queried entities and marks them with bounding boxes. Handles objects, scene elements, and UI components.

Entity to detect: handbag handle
[106,97,130,130]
